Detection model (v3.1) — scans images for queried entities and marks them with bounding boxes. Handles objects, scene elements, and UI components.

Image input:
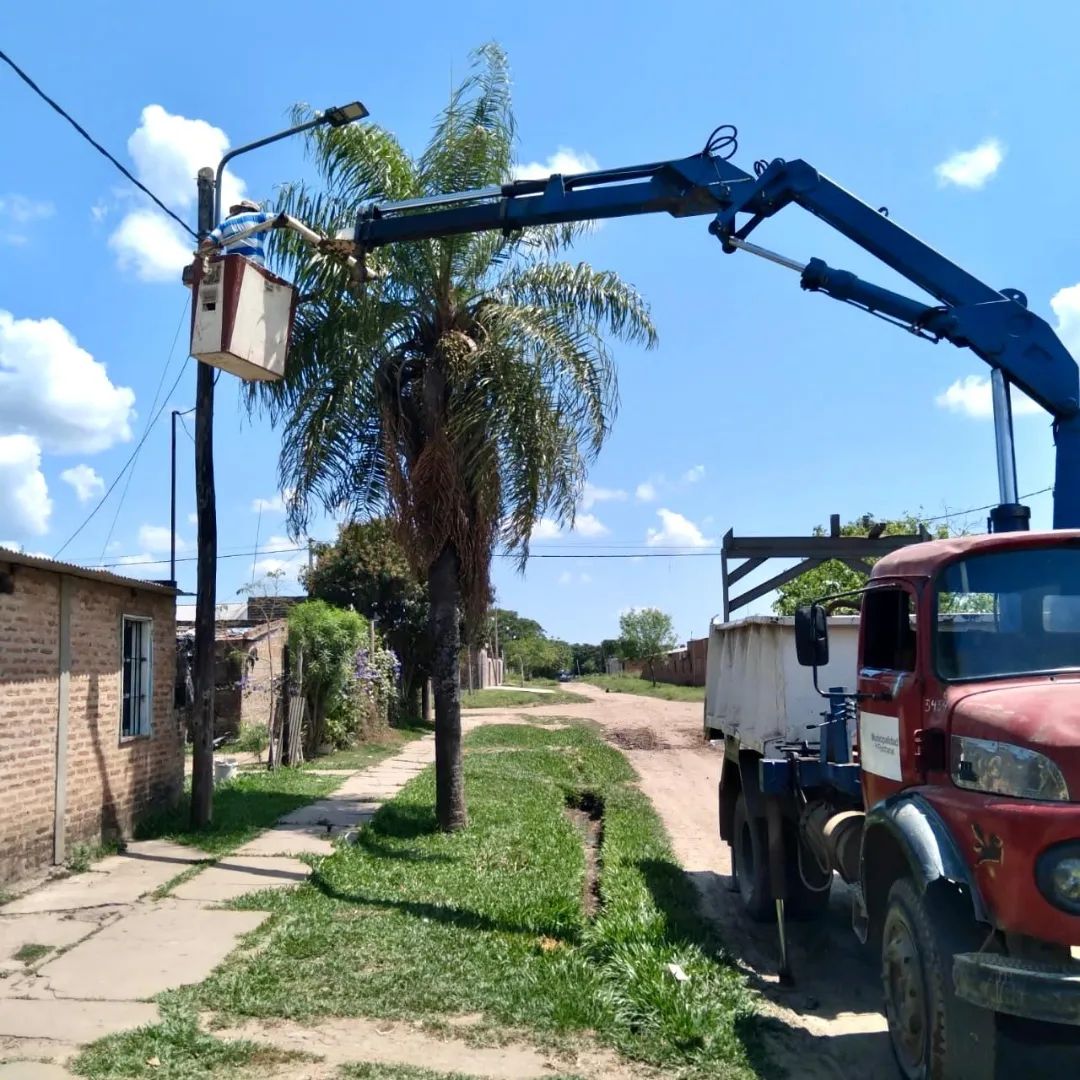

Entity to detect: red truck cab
[852,531,1080,1074]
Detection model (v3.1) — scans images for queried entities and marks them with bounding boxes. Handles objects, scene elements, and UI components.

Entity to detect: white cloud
[187,512,198,526]
[113,552,171,580]
[90,202,108,224]
[635,481,657,502]
[0,435,51,534]
[514,148,599,181]
[252,494,285,513]
[935,138,1004,190]
[573,513,609,537]
[108,208,193,282]
[60,464,104,503]
[0,310,135,453]
[531,517,562,541]
[531,513,608,539]
[934,374,1042,419]
[138,523,185,553]
[249,537,305,588]
[1051,282,1080,359]
[109,104,246,281]
[0,194,54,244]
[682,464,705,484]
[127,105,244,211]
[0,541,21,552]
[558,570,593,586]
[581,483,626,510]
[646,508,713,548]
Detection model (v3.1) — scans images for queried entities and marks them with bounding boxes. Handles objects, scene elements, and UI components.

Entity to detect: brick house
[0,550,183,883]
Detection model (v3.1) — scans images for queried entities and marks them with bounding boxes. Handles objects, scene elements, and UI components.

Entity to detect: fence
[607,637,708,686]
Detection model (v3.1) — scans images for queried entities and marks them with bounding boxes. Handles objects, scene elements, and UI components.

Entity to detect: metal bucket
[214,758,238,785]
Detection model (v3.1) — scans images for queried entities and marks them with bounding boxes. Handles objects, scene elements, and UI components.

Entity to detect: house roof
[176,602,248,623]
[0,546,177,596]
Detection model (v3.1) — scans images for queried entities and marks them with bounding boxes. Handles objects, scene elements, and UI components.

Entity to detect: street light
[213,101,368,224]
[189,99,367,825]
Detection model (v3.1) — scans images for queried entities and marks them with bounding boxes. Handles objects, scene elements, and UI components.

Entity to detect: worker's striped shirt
[207,211,273,265]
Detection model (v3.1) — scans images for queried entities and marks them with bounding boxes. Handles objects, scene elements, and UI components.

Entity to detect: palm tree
[253,43,656,831]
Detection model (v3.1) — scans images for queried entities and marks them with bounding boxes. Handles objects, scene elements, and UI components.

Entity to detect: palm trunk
[428,544,467,832]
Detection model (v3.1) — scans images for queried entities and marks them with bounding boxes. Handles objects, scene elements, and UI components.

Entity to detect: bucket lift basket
[189,255,297,382]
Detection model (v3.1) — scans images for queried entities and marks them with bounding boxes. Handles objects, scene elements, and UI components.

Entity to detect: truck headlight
[951,735,1070,802]
[1037,842,1080,914]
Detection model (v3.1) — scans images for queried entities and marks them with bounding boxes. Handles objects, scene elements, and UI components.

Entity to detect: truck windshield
[935,545,1080,681]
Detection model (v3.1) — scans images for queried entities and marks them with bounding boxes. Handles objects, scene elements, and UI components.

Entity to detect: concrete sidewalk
[0,733,435,1076]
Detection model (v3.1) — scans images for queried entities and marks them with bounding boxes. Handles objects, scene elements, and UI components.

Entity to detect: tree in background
[504,634,572,681]
[570,642,604,675]
[286,600,367,757]
[771,514,946,615]
[618,607,678,685]
[304,520,429,716]
[480,608,543,651]
[253,45,655,830]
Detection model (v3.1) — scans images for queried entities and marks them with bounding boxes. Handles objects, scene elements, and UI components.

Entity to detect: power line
[919,486,1052,524]
[98,300,191,564]
[82,487,1060,571]
[54,355,192,559]
[0,48,198,240]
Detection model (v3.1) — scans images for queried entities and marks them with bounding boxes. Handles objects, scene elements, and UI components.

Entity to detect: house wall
[239,621,285,734]
[0,566,183,883]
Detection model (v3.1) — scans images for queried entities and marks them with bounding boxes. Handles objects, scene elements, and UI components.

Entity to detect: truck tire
[881,877,996,1080]
[732,793,773,921]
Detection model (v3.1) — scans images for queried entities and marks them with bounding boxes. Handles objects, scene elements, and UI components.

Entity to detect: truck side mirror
[795,604,829,668]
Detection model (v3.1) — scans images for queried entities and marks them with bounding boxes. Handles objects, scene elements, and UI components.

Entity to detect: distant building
[0,550,183,883]
[175,598,296,739]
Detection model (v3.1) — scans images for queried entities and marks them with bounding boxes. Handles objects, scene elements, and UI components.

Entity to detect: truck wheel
[732,793,773,921]
[881,878,996,1080]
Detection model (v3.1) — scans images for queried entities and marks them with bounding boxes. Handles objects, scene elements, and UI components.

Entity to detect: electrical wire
[81,488,1059,570]
[0,49,198,241]
[54,357,192,559]
[920,486,1052,524]
[97,300,191,564]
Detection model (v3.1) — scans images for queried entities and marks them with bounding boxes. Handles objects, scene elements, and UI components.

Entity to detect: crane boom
[350,132,1080,529]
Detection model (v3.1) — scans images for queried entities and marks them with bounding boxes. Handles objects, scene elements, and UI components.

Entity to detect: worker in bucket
[200,198,283,267]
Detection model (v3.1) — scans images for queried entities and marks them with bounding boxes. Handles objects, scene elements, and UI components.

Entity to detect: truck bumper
[954,952,1080,1025]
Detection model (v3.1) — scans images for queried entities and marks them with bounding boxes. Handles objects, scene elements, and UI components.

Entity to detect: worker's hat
[230,198,262,213]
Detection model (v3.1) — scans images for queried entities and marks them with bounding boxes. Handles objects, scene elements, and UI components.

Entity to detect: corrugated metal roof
[0,546,176,595]
[176,602,248,622]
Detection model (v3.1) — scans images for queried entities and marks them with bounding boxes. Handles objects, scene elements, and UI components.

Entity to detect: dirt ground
[473,682,1080,1079]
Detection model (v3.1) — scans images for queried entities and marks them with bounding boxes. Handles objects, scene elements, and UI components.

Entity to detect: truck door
[856,585,921,807]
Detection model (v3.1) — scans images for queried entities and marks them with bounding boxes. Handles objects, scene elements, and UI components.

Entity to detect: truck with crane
[195,120,1080,1077]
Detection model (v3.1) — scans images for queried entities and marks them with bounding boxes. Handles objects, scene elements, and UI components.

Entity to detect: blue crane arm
[352,144,1080,527]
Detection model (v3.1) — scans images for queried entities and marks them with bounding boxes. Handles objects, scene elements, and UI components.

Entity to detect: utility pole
[191,166,217,828]
[169,410,178,586]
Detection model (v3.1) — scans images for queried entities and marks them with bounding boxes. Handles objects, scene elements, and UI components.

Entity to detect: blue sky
[3,1,1079,645]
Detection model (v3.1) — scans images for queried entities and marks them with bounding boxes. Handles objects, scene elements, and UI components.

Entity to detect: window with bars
[121,616,153,738]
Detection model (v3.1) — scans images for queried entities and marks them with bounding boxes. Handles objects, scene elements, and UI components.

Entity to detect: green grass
[460,687,590,709]
[165,722,757,1077]
[300,722,431,771]
[65,839,122,874]
[580,674,705,702]
[72,1002,305,1079]
[134,769,343,856]
[13,942,53,964]
[343,1068,587,1080]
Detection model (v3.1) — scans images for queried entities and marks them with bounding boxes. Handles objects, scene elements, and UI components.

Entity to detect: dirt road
[465,682,893,1078]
